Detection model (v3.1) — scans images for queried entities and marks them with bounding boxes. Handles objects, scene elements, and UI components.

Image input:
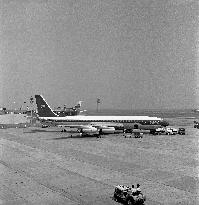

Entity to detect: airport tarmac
[0,122,198,204]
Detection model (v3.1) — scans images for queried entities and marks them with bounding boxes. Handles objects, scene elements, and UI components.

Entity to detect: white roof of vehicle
[115,185,130,191]
[166,127,177,130]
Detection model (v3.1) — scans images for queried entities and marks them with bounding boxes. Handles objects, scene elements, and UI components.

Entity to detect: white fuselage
[39,115,163,125]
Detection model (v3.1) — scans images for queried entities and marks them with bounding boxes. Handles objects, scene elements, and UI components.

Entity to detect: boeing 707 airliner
[35,95,169,136]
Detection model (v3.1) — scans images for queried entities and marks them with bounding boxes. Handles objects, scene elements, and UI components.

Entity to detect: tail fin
[35,95,58,117]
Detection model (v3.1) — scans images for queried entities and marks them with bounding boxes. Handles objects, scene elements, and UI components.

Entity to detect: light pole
[96,98,101,112]
[13,101,16,111]
[30,96,34,125]
[23,102,26,113]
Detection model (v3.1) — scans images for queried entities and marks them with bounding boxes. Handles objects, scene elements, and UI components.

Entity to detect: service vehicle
[41,124,49,128]
[156,127,165,134]
[134,132,143,138]
[165,127,177,135]
[151,127,165,135]
[194,121,199,128]
[194,124,199,128]
[171,127,178,135]
[113,185,146,205]
[178,128,185,135]
[124,134,133,138]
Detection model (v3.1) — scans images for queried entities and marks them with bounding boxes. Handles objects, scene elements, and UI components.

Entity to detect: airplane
[35,95,169,136]
[53,101,85,116]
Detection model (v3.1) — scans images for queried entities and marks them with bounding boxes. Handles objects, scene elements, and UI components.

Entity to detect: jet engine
[80,127,98,133]
[99,127,115,134]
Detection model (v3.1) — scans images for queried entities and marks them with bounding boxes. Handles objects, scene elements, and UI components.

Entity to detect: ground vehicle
[124,129,147,138]
[151,127,165,135]
[194,121,199,128]
[194,124,199,128]
[171,128,178,135]
[178,128,185,135]
[41,124,49,128]
[165,127,177,135]
[134,132,143,138]
[113,185,146,205]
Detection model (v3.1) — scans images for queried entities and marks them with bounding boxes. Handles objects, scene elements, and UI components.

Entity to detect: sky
[1,0,198,110]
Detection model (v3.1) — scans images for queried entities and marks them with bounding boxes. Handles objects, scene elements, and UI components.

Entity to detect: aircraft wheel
[99,129,103,135]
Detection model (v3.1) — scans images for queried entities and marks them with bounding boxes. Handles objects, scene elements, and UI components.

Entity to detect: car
[165,127,177,135]
[171,127,178,135]
[194,121,199,128]
[151,127,165,135]
[194,124,199,128]
[156,127,165,134]
[41,124,49,128]
[178,128,185,135]
[134,132,143,138]
[124,134,133,138]
[113,185,146,205]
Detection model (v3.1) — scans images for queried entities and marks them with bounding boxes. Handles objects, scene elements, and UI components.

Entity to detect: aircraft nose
[161,120,169,127]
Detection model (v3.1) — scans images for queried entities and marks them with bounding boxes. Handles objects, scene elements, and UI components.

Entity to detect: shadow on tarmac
[24,128,79,134]
[23,129,59,133]
[23,128,102,139]
[50,133,102,140]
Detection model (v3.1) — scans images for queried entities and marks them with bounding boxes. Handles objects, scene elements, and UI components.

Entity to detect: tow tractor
[124,129,145,138]
[113,185,146,205]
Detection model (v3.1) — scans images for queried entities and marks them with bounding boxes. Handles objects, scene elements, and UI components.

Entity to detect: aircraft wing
[41,121,123,135]
[89,122,124,129]
[56,122,124,129]
[57,124,92,129]
[41,120,123,129]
